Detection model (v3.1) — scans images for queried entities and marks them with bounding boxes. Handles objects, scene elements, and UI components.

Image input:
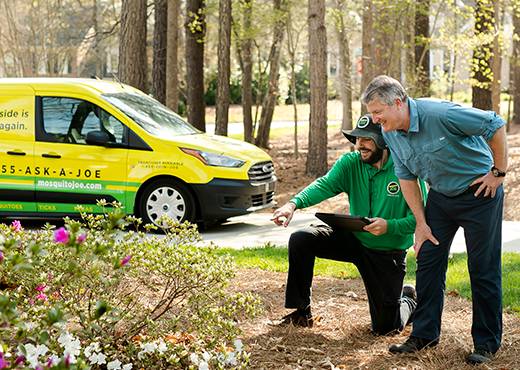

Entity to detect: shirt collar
[407,98,419,133]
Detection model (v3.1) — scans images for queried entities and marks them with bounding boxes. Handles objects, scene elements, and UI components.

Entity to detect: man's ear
[394,98,403,108]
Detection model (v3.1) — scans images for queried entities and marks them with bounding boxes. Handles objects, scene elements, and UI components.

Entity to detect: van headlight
[181,148,245,168]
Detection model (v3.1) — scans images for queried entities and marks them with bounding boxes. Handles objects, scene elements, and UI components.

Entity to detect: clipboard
[315,212,371,232]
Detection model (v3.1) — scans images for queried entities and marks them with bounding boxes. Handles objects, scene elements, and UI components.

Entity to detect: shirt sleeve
[291,153,352,209]
[444,104,506,141]
[385,179,427,235]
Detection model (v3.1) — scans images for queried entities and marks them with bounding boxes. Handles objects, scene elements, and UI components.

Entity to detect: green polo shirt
[290,152,425,251]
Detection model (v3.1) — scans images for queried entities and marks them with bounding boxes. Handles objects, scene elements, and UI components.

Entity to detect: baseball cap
[342,115,387,149]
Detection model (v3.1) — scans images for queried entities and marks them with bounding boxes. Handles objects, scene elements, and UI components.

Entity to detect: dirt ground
[232,269,520,370]
[230,126,520,369]
[266,124,520,220]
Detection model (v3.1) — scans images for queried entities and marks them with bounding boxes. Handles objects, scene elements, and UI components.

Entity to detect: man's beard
[360,147,384,165]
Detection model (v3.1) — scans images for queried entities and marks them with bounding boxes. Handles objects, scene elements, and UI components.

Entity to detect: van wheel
[139,180,195,227]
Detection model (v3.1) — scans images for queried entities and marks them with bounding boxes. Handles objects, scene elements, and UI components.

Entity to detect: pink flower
[121,255,132,266]
[53,227,70,244]
[0,352,10,369]
[10,220,22,232]
[36,292,48,301]
[35,284,46,292]
[14,355,25,366]
[76,233,87,244]
[0,251,4,263]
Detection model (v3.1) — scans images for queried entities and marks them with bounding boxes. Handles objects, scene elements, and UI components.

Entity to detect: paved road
[200,212,520,253]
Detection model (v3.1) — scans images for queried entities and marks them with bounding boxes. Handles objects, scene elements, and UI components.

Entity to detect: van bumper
[192,177,276,221]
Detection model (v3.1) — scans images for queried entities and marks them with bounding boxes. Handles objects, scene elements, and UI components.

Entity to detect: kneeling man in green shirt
[272,115,426,335]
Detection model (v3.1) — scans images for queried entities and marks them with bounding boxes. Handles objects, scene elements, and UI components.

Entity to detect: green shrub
[0,205,259,369]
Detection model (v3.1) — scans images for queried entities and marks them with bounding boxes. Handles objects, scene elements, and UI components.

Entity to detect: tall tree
[166,0,180,112]
[185,0,206,131]
[119,0,148,91]
[471,0,494,110]
[360,0,373,114]
[513,0,520,125]
[215,0,232,136]
[255,0,287,148]
[306,0,327,177]
[415,0,430,96]
[491,1,503,113]
[332,0,353,131]
[152,0,168,104]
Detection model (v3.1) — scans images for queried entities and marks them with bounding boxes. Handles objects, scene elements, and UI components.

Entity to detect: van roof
[0,77,140,95]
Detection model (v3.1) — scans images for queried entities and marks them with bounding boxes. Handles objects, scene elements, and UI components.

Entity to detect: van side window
[39,97,125,145]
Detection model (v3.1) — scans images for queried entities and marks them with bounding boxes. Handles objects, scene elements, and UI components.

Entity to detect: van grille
[251,191,274,207]
[248,161,275,183]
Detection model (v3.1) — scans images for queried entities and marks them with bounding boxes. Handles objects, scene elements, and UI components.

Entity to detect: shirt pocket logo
[387,181,401,196]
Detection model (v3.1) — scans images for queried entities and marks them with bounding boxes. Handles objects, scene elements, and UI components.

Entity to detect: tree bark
[215,0,232,136]
[360,0,373,114]
[415,0,430,97]
[334,0,353,131]
[153,0,168,104]
[255,0,287,148]
[305,0,327,177]
[185,0,206,131]
[471,0,494,110]
[491,1,503,114]
[119,0,148,91]
[513,1,520,125]
[166,0,180,112]
[240,0,254,143]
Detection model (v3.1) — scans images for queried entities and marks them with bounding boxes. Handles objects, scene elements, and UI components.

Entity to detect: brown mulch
[232,269,520,370]
[265,124,520,220]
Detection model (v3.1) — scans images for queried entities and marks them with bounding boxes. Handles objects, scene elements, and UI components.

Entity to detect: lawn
[216,246,520,315]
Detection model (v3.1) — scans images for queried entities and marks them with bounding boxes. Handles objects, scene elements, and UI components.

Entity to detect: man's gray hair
[361,75,408,106]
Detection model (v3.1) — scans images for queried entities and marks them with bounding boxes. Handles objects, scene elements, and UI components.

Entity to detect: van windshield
[102,92,199,136]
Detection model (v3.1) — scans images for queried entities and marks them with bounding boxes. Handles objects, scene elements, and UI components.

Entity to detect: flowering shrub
[0,205,260,369]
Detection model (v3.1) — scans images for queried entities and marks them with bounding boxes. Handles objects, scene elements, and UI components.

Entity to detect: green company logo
[357,116,370,128]
[387,181,400,195]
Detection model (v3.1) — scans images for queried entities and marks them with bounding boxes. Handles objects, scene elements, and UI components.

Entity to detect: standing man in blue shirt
[361,75,508,365]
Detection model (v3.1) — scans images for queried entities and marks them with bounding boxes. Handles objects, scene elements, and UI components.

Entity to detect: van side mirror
[86,130,111,146]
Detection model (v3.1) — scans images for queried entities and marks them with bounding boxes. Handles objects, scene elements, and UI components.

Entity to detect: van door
[34,96,128,215]
[0,87,36,214]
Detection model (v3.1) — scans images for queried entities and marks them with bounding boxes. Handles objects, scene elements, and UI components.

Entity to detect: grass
[216,246,520,315]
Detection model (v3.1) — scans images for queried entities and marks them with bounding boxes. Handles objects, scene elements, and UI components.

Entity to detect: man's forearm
[399,179,426,225]
[489,126,508,172]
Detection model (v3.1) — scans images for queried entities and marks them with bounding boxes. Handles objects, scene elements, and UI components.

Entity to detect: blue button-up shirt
[382,98,505,197]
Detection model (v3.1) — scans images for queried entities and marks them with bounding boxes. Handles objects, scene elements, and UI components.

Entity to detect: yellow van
[0,78,276,226]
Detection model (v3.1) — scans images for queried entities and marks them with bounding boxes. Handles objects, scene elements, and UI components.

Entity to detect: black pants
[285,225,416,335]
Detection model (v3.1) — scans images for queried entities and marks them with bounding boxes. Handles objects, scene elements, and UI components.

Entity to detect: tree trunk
[240,0,254,143]
[215,0,232,136]
[471,0,494,110]
[166,0,180,112]
[185,0,206,131]
[255,0,286,148]
[513,2,520,124]
[306,0,327,177]
[491,1,503,114]
[360,0,373,114]
[334,0,353,131]
[415,0,430,97]
[152,0,168,104]
[119,0,148,91]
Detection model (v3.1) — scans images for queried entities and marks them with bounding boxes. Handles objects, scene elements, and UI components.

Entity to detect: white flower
[202,351,212,362]
[83,342,100,358]
[157,340,167,354]
[58,332,81,359]
[225,351,237,366]
[142,342,157,353]
[190,353,200,365]
[198,360,209,370]
[233,339,244,353]
[25,343,49,368]
[89,352,107,365]
[47,354,60,367]
[122,364,133,370]
[107,359,122,370]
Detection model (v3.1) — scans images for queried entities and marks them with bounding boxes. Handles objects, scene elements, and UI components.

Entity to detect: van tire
[138,179,195,227]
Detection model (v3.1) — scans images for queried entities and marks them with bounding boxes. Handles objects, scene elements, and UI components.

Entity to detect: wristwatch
[491,166,506,177]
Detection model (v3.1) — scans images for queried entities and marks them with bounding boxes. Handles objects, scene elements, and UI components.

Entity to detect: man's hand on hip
[471,172,505,198]
[271,202,297,227]
[363,217,387,236]
[413,222,439,257]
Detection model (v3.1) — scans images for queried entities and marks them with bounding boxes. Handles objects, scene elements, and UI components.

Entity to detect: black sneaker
[466,349,493,365]
[389,336,438,354]
[402,284,417,301]
[278,309,313,328]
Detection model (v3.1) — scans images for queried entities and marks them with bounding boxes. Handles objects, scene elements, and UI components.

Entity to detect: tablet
[315,212,371,232]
